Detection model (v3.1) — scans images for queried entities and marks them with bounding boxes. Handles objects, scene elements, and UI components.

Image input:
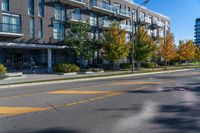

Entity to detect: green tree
[65,21,97,67]
[134,25,155,67]
[160,33,177,66]
[195,46,200,66]
[101,22,131,69]
[178,40,196,62]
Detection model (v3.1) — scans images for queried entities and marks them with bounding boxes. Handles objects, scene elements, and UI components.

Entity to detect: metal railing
[68,13,87,22]
[120,24,132,32]
[90,0,115,12]
[116,8,130,17]
[98,18,112,28]
[0,23,21,34]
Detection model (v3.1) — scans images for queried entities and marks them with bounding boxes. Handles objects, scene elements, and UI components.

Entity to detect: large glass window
[38,0,44,17]
[2,13,21,33]
[1,0,9,11]
[38,18,43,38]
[53,21,64,40]
[28,0,34,16]
[55,3,66,21]
[140,12,145,21]
[30,17,35,38]
[72,8,81,20]
[90,12,97,26]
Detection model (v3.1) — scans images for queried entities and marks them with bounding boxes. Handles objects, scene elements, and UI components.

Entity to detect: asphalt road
[1,69,200,133]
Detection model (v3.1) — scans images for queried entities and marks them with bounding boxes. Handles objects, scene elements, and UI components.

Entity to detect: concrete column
[47,49,52,73]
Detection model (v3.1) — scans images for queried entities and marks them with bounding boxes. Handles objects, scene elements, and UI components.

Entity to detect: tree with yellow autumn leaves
[177,40,196,62]
[101,22,131,69]
[160,33,177,66]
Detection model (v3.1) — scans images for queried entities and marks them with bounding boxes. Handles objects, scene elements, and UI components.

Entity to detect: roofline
[133,2,171,20]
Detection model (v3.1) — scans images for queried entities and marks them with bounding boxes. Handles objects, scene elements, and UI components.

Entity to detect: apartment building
[195,18,200,45]
[0,0,170,72]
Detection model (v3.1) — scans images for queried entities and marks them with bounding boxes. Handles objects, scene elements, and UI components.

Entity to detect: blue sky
[134,0,200,44]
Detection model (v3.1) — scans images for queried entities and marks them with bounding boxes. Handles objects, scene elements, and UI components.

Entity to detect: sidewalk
[0,71,131,85]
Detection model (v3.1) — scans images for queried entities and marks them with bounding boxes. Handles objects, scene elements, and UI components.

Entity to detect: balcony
[151,21,164,29]
[0,23,23,37]
[115,9,130,19]
[68,13,87,23]
[120,24,132,32]
[46,0,86,8]
[98,18,112,29]
[140,17,151,25]
[90,0,115,15]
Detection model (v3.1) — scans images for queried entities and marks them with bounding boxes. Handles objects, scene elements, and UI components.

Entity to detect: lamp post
[131,0,150,73]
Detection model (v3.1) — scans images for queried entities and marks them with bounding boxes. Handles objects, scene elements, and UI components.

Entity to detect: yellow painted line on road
[0,106,47,117]
[112,81,163,85]
[47,90,114,95]
[0,86,149,117]
[46,86,149,110]
[0,84,111,100]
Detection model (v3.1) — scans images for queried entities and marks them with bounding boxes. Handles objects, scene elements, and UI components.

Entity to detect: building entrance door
[13,53,23,70]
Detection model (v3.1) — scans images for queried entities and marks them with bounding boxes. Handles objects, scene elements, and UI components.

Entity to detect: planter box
[6,72,23,77]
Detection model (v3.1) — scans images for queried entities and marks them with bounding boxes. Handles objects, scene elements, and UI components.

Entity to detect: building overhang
[0,42,68,50]
[0,32,24,37]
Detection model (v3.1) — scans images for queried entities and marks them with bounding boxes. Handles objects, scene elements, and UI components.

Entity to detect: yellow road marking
[47,90,115,95]
[112,81,163,85]
[0,107,47,116]
[0,86,149,117]
[0,84,111,100]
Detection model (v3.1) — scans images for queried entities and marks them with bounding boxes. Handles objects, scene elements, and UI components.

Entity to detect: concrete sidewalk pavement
[0,69,192,89]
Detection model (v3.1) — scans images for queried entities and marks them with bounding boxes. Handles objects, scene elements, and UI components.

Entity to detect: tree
[134,25,155,67]
[160,33,177,66]
[195,46,200,66]
[65,21,97,68]
[101,22,131,69]
[178,40,196,62]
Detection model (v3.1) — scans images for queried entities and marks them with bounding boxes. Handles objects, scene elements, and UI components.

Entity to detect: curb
[0,69,191,89]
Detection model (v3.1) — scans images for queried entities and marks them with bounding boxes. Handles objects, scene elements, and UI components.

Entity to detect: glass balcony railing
[90,0,115,13]
[68,13,87,23]
[98,18,112,28]
[116,8,131,18]
[120,24,132,32]
[0,23,22,34]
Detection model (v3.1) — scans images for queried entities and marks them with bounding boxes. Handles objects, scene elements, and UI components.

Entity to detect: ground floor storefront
[0,42,70,72]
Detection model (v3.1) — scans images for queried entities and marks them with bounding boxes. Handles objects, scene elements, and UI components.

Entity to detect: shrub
[144,62,157,68]
[54,63,80,73]
[0,64,7,74]
[120,63,132,69]
[0,64,7,79]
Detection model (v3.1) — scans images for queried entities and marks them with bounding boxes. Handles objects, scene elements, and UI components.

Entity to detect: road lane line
[0,86,149,117]
[47,90,115,95]
[0,107,46,117]
[112,81,163,85]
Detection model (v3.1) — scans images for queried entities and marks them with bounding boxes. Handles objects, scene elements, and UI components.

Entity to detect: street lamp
[131,0,150,73]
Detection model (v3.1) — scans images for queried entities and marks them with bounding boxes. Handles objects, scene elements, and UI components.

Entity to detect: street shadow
[153,103,200,132]
[6,128,83,133]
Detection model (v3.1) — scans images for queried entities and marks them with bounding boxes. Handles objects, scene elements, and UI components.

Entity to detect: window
[38,18,43,38]
[113,3,121,10]
[72,8,81,20]
[140,12,145,21]
[28,0,34,16]
[1,0,9,11]
[53,21,64,40]
[38,0,44,17]
[90,12,97,26]
[132,10,137,21]
[2,13,21,33]
[55,3,66,21]
[30,17,35,37]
